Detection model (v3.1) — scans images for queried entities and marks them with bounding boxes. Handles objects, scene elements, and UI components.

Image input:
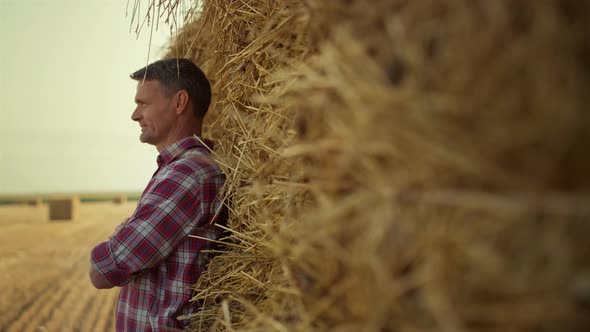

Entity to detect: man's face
[131,80,175,147]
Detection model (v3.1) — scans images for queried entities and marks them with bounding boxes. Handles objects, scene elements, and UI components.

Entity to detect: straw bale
[153,0,590,331]
[48,196,80,221]
[275,2,590,331]
[113,195,128,204]
[28,196,43,206]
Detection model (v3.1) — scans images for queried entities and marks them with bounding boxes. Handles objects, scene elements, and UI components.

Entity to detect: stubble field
[0,201,135,332]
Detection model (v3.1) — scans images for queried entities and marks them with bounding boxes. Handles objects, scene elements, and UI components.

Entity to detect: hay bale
[276,2,590,331]
[291,2,589,331]
[144,0,590,331]
[48,196,80,221]
[113,195,127,204]
[28,196,43,206]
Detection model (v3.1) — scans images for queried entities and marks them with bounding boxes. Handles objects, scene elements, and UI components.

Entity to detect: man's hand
[89,264,115,289]
[108,218,130,240]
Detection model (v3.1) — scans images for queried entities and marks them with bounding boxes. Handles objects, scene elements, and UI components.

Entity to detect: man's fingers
[108,222,126,240]
[107,218,131,240]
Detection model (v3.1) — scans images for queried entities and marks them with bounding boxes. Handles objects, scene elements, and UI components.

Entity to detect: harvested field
[0,201,134,332]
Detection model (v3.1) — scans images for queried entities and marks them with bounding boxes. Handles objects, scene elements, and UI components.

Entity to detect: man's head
[130,58,211,119]
[129,58,211,151]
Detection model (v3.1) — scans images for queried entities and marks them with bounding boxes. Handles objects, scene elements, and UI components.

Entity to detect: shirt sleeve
[90,162,223,287]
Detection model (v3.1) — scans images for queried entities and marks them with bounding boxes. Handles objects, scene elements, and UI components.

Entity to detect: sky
[0,0,173,194]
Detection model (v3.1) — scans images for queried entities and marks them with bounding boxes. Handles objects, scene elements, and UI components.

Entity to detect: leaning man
[89,58,226,332]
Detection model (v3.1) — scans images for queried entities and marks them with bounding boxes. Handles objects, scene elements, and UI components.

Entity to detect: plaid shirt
[91,137,226,332]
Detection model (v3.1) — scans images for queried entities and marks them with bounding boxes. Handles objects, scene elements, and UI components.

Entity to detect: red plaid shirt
[91,137,226,332]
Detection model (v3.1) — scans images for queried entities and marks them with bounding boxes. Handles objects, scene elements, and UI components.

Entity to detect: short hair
[130,58,211,119]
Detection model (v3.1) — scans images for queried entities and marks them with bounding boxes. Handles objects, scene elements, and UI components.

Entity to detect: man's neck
[156,128,203,153]
[155,116,203,153]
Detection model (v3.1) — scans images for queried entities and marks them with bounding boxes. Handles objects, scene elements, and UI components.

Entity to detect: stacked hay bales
[48,196,80,221]
[159,0,590,331]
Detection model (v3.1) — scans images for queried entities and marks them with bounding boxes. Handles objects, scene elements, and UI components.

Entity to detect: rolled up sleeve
[90,241,130,286]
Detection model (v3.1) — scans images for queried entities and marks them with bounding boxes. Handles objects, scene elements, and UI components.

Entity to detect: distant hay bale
[113,195,127,204]
[28,196,43,206]
[48,197,80,221]
[151,0,590,331]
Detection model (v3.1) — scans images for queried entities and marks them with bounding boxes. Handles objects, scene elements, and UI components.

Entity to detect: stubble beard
[139,131,152,144]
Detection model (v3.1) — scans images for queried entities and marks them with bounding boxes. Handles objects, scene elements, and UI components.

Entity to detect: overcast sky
[0,0,173,194]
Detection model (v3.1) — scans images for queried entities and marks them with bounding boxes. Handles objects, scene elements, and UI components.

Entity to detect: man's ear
[174,90,190,115]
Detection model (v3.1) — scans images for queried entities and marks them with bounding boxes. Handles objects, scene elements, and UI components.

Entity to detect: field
[0,201,136,332]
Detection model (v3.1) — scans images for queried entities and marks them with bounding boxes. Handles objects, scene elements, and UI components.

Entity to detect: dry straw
[137,0,590,331]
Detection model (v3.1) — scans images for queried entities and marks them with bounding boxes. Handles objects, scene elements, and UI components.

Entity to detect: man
[89,58,226,331]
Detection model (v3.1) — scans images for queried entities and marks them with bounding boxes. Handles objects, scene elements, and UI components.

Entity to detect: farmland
[0,201,136,331]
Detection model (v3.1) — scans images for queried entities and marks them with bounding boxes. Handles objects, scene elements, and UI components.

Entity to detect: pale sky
[0,0,173,194]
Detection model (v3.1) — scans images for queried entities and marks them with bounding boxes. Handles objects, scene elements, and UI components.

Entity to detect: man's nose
[131,108,140,121]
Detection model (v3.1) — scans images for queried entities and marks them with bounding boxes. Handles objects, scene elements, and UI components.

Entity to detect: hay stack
[113,195,127,204]
[277,2,590,331]
[48,196,80,221]
[157,0,590,331]
[28,196,43,206]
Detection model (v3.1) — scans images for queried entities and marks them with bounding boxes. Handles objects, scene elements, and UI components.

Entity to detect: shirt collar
[156,136,214,167]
